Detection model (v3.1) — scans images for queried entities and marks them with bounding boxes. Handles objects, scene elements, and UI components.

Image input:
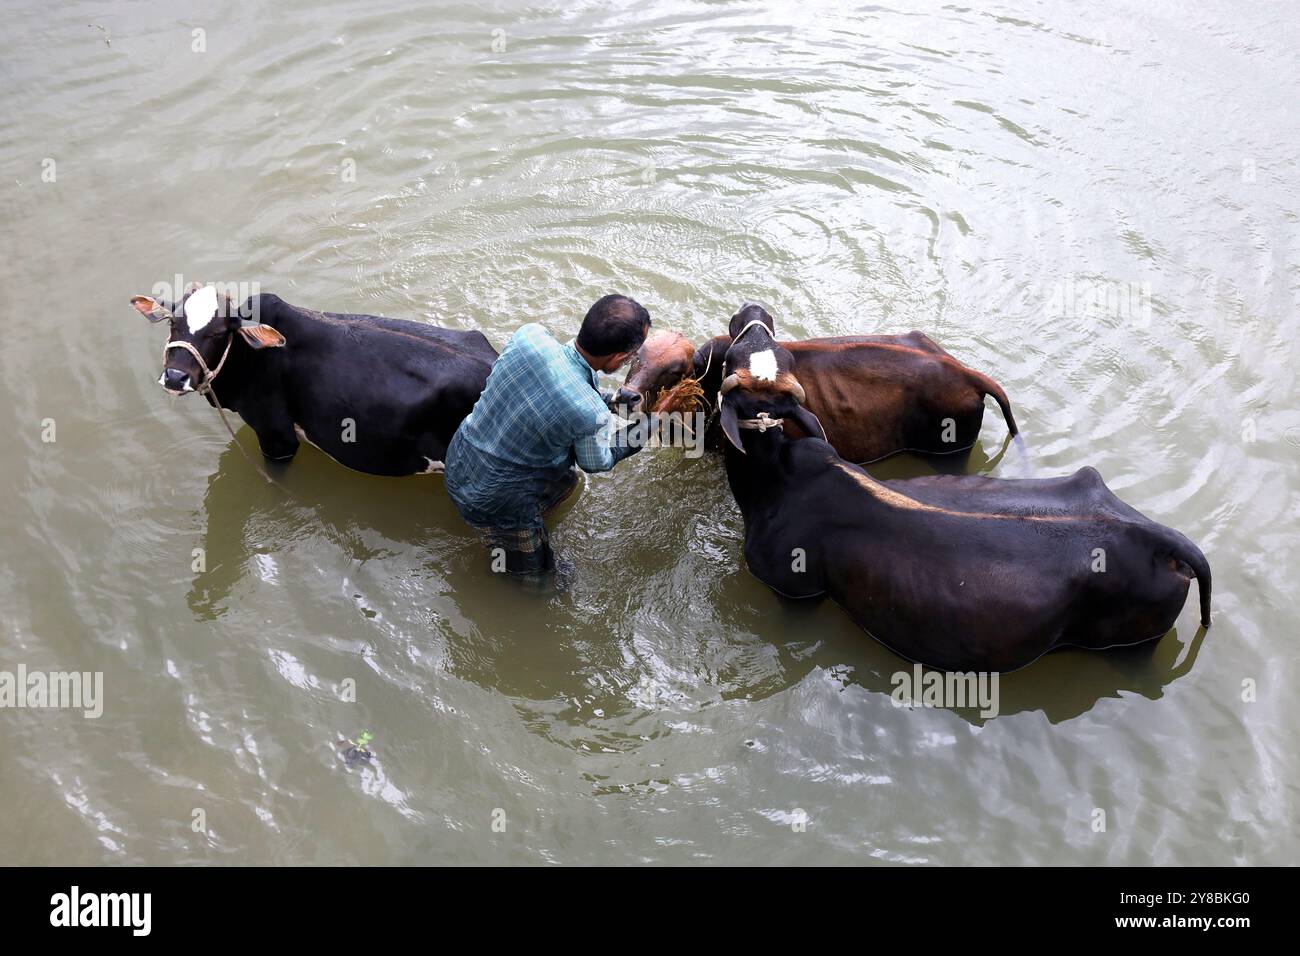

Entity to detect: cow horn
[789,378,806,404]
[719,373,742,396]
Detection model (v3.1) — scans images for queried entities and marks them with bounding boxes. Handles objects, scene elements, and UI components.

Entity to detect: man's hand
[610,411,660,462]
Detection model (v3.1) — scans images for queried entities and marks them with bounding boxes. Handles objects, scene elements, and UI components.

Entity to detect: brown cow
[617,303,1018,464]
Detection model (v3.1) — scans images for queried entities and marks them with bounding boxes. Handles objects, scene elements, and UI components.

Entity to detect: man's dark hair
[577,294,651,356]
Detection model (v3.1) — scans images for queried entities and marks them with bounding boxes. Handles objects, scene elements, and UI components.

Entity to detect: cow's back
[784,334,989,461]
[237,294,494,475]
[321,309,499,363]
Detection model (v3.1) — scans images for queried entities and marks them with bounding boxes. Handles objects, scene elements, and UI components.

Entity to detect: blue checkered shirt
[452,323,631,474]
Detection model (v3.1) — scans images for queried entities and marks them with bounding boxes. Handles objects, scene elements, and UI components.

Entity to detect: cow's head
[717,319,824,453]
[727,301,776,340]
[614,302,780,414]
[616,330,698,411]
[128,284,284,394]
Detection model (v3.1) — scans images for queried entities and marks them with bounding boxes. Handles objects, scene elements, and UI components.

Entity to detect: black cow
[129,285,496,477]
[716,325,1212,673]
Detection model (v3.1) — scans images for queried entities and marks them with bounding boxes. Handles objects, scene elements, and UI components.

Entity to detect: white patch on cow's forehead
[182,285,220,335]
[749,349,778,381]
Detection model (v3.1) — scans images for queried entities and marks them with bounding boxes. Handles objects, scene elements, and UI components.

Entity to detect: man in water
[444,294,653,582]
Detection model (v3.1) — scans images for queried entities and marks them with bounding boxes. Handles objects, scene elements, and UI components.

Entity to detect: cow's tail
[1167,529,1213,628]
[968,368,1019,437]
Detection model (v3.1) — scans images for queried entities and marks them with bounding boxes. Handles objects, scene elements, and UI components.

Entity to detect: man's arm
[573,410,654,473]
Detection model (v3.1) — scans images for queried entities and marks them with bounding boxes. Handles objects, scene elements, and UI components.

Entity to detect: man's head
[576,294,651,373]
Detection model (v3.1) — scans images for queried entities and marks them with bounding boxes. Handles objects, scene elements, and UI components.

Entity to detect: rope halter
[163,335,233,393]
[723,316,773,360]
[162,332,278,486]
[735,411,784,433]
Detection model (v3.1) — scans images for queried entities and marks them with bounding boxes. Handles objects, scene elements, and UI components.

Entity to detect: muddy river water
[1,0,1296,864]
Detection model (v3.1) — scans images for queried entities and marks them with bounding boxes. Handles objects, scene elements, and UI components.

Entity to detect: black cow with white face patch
[130,285,497,477]
[716,324,1212,673]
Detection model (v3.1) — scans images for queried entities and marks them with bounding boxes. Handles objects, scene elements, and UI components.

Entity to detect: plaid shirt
[453,323,631,475]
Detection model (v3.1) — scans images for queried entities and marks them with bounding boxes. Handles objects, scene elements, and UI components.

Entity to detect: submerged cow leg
[1059,554,1197,652]
[240,401,298,461]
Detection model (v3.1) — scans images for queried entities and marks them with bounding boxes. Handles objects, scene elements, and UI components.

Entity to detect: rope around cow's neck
[710,317,772,411]
[724,317,773,357]
[163,337,277,486]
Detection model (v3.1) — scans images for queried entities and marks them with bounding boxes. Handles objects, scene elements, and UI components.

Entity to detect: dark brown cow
[618,303,1017,463]
[715,326,1212,673]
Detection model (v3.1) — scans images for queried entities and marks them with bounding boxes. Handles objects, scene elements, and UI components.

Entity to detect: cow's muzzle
[614,386,644,409]
[159,367,195,393]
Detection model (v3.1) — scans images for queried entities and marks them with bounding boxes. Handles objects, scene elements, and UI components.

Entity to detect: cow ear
[691,342,711,377]
[790,405,827,442]
[130,295,173,324]
[692,340,726,406]
[692,341,722,378]
[719,400,745,453]
[237,322,286,349]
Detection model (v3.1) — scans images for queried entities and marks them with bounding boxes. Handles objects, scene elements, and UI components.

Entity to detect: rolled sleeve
[573,410,620,473]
